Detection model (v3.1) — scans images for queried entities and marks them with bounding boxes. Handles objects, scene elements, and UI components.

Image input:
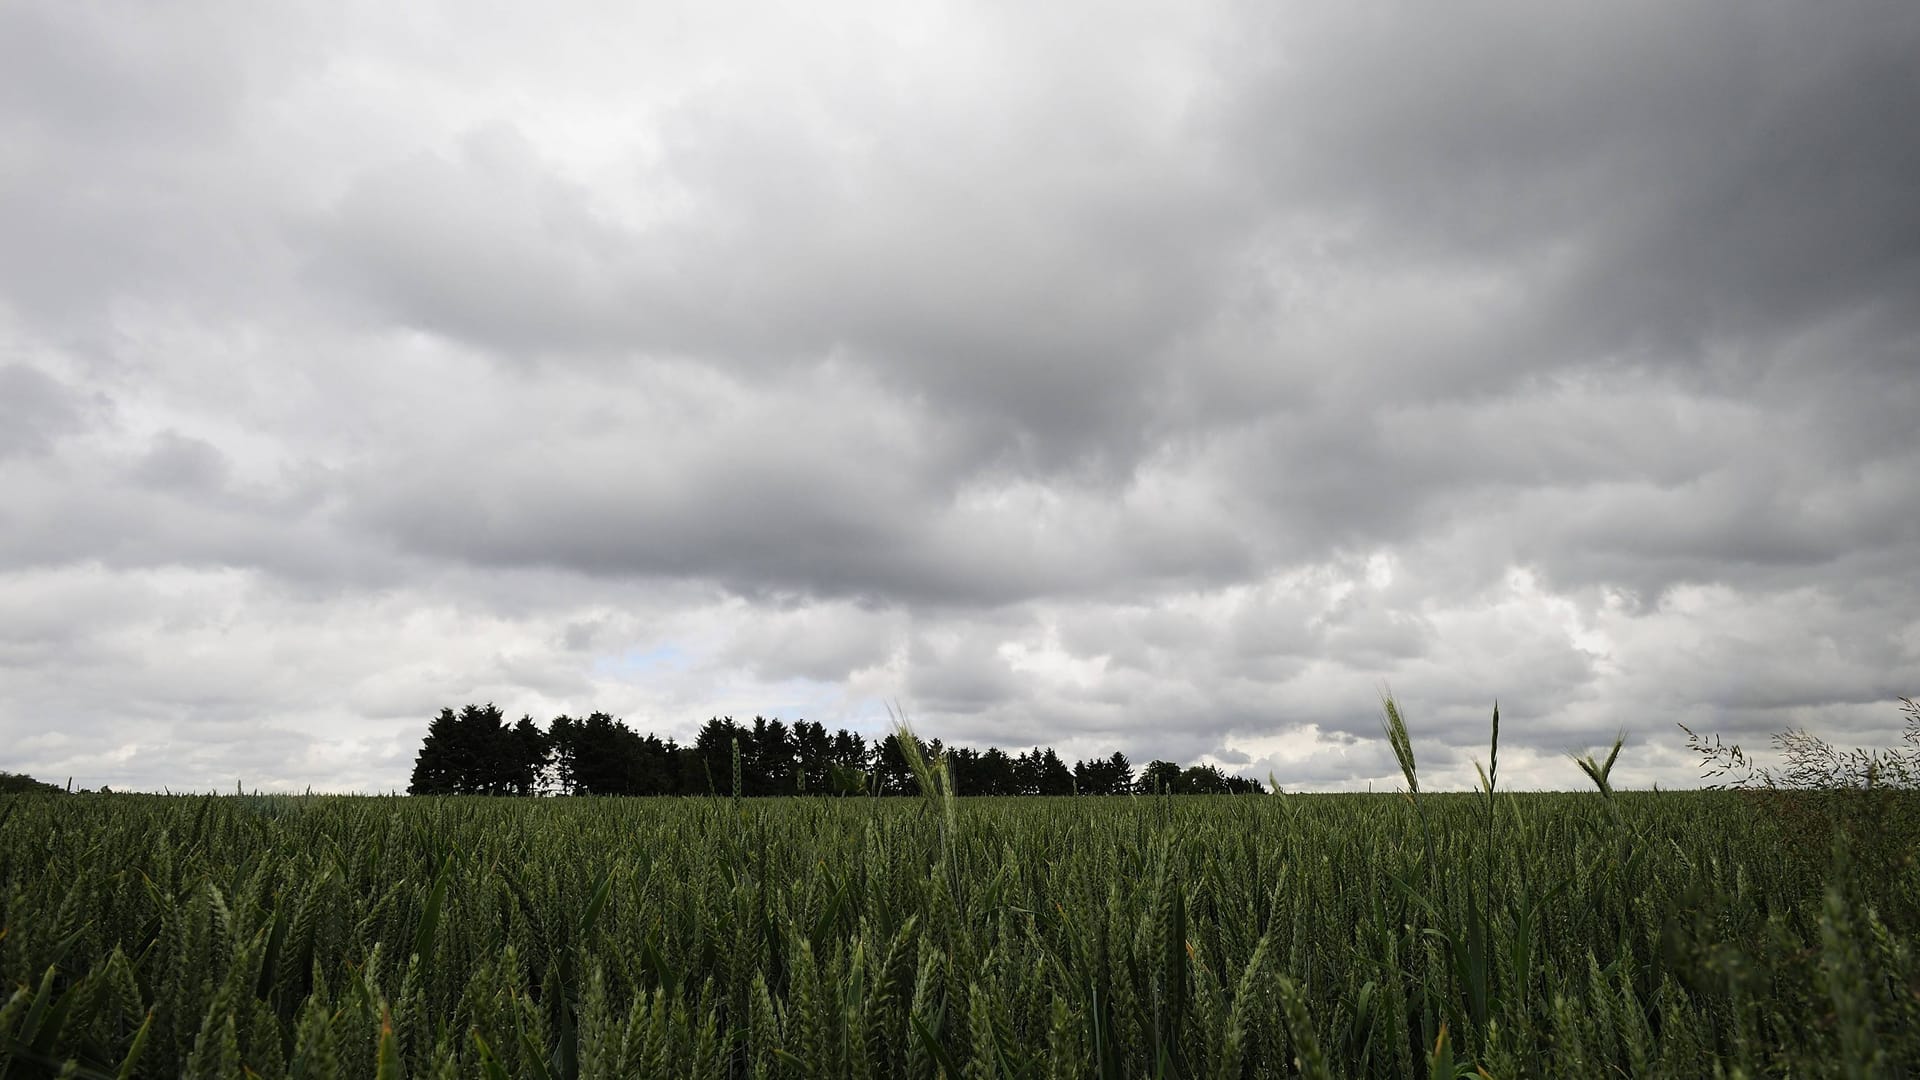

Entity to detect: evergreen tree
[408,704,526,795]
[409,707,1264,798]
[946,746,980,794]
[547,714,581,793]
[873,733,919,795]
[510,716,549,796]
[693,717,740,795]
[974,747,1017,795]
[793,721,833,792]
[1011,750,1040,796]
[1034,748,1075,796]
[634,734,680,795]
[408,708,461,795]
[829,729,867,772]
[565,713,625,795]
[1170,764,1262,795]
[747,717,794,796]
[1074,752,1133,795]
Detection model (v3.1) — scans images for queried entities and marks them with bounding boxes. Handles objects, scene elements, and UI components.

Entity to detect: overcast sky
[3,0,1917,793]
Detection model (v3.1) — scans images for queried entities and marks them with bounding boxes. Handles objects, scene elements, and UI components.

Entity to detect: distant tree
[1034,748,1075,796]
[636,734,682,796]
[793,721,833,792]
[946,746,980,794]
[1167,764,1265,795]
[553,712,620,795]
[0,771,64,795]
[1074,752,1133,795]
[1011,750,1040,796]
[547,714,581,792]
[829,728,867,771]
[409,704,547,795]
[973,747,1018,796]
[408,707,1263,799]
[747,717,794,796]
[874,733,921,795]
[1175,764,1229,794]
[545,712,682,796]
[675,743,708,795]
[693,717,741,795]
[408,707,467,795]
[510,715,550,796]
[1136,759,1181,794]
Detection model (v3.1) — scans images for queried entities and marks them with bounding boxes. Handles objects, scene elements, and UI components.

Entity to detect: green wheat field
[3,781,1917,1079]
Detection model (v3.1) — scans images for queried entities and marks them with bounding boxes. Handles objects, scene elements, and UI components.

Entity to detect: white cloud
[2,0,1917,791]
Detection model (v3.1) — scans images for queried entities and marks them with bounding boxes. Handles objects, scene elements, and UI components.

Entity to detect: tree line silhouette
[407,704,1266,797]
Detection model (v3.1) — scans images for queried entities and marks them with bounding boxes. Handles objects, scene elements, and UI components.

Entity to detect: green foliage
[2,782,1917,1077]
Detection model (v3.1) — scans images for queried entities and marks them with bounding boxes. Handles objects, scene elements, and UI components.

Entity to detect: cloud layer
[3,0,1917,791]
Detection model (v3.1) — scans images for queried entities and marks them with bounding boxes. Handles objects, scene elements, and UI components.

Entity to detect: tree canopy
[406,705,548,796]
[406,707,1264,796]
[0,771,65,795]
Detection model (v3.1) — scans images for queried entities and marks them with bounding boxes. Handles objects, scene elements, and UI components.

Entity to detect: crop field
[2,787,1917,1078]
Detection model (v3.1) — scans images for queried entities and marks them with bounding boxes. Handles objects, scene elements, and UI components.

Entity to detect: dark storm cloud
[1,0,1916,792]
[303,0,1920,603]
[1224,0,1920,358]
[308,72,1248,472]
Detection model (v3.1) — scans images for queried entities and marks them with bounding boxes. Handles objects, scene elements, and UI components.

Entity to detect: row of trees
[0,771,66,795]
[406,705,1265,797]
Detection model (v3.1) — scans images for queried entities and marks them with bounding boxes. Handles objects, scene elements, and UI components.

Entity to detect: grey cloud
[720,602,903,684]
[1226,0,1920,361]
[308,0,1920,608]
[337,360,1269,607]
[0,396,415,595]
[0,463,363,583]
[0,5,328,329]
[2,0,1917,792]
[0,365,85,458]
[0,4,252,146]
[904,619,1035,717]
[560,619,604,652]
[131,432,230,492]
[312,128,642,353]
[309,78,1248,474]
